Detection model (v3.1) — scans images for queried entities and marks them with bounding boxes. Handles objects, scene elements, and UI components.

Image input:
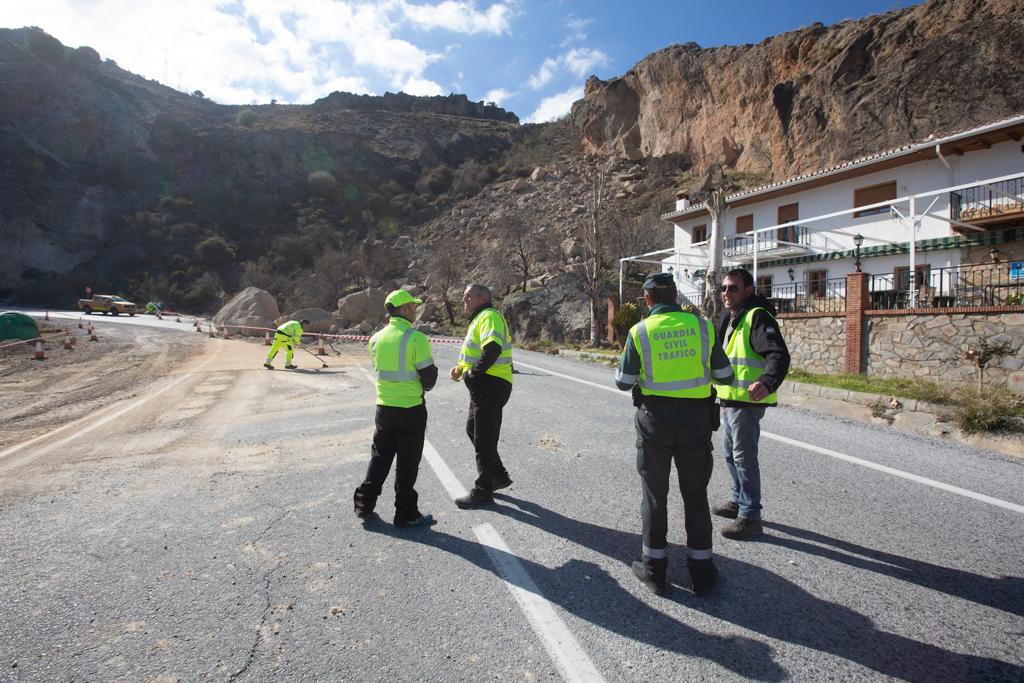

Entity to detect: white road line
[474,523,606,683]
[516,357,1024,515]
[352,360,604,682]
[762,432,1024,515]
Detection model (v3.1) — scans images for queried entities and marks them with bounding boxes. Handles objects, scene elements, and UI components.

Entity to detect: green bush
[948,387,1024,435]
[415,165,453,195]
[195,236,235,270]
[612,302,641,338]
[235,109,258,126]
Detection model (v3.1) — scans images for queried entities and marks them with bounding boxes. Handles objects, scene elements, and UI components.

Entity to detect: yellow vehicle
[78,294,138,316]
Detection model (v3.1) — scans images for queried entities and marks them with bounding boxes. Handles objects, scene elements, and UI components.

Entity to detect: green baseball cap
[385,290,423,308]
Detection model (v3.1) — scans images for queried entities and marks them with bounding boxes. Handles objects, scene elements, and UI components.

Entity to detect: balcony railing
[867,261,1024,310]
[725,226,809,258]
[950,176,1024,225]
[764,277,847,314]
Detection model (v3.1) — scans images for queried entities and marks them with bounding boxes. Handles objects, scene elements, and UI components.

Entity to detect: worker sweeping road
[264,319,310,370]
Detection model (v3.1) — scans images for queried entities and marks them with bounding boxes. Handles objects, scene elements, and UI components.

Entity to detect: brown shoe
[721,517,763,540]
[712,501,740,519]
[455,489,494,509]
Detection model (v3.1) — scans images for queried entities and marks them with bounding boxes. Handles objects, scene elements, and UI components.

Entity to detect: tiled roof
[662,112,1024,221]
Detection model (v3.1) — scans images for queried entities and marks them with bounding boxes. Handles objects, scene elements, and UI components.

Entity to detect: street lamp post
[853,233,864,273]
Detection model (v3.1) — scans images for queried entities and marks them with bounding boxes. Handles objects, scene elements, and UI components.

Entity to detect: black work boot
[353,488,375,519]
[455,488,494,509]
[688,558,718,596]
[631,557,668,596]
[491,473,513,491]
[712,501,739,519]
[721,516,764,540]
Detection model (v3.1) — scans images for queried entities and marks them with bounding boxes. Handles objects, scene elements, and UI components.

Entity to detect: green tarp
[0,312,39,341]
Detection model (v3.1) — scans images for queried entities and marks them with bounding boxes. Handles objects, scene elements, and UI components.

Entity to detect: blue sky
[1,1,918,122]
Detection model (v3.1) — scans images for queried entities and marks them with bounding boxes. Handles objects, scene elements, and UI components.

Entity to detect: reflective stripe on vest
[631,312,712,398]
[458,308,513,382]
[718,307,778,404]
[370,320,430,407]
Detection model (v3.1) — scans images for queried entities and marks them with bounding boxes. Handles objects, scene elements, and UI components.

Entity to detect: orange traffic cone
[78,317,84,329]
[44,311,49,321]
[264,331,272,346]
[222,326,231,339]
[34,340,45,360]
[208,325,215,338]
[88,324,98,341]
[316,335,326,355]
[63,331,73,350]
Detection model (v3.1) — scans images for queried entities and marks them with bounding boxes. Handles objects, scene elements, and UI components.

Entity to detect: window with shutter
[853,181,897,218]
[736,214,753,234]
[691,224,707,243]
[777,203,799,242]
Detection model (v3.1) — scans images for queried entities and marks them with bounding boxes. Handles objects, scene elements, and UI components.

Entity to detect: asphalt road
[0,318,1021,681]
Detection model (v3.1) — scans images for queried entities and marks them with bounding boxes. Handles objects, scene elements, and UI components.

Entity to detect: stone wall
[866,312,1024,392]
[777,315,846,375]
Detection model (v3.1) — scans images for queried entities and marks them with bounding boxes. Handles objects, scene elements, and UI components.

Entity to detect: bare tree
[689,165,739,321]
[426,248,461,326]
[495,212,549,293]
[575,163,617,345]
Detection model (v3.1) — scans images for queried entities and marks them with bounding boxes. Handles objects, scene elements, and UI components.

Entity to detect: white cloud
[527,47,608,90]
[400,1,513,35]
[525,84,582,123]
[563,47,609,77]
[528,57,557,90]
[560,15,591,47]
[0,0,483,103]
[483,87,514,105]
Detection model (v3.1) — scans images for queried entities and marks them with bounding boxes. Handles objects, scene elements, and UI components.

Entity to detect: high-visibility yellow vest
[717,307,777,404]
[458,307,513,383]
[276,320,303,343]
[630,311,713,399]
[369,317,434,407]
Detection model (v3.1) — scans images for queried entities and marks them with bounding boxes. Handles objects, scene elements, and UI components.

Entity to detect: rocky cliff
[571,0,1024,179]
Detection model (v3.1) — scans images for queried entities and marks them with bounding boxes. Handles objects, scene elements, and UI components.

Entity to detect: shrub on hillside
[415,165,453,195]
[235,109,258,126]
[70,46,101,71]
[612,302,641,339]
[948,387,1024,435]
[308,170,337,195]
[195,236,235,270]
[27,30,65,63]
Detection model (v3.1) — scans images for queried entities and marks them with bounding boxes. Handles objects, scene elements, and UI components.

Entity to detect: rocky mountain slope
[572,0,1024,179]
[3,0,1022,341]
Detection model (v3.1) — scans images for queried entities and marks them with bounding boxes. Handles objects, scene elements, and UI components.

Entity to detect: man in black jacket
[713,268,790,540]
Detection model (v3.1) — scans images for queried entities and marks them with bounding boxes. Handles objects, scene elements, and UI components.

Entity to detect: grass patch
[788,368,1024,435]
[787,368,952,404]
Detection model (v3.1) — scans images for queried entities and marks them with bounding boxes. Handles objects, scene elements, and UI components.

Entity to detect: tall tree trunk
[704,191,727,321]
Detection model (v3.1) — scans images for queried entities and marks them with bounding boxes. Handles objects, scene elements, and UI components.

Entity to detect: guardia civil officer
[354,290,438,527]
[264,318,310,369]
[449,283,514,509]
[615,273,734,596]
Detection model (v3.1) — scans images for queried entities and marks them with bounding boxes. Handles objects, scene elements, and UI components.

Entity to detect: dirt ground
[0,324,207,453]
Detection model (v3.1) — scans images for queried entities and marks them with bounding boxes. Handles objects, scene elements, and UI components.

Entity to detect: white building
[644,114,1024,311]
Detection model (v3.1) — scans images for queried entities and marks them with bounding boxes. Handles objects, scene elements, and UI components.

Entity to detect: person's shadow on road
[361,513,786,680]
[485,495,1023,681]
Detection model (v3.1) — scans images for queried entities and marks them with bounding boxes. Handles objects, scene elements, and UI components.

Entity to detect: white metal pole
[909,195,917,306]
[618,259,624,306]
[753,229,759,284]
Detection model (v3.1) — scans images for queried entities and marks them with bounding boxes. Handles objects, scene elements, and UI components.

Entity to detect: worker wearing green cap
[354,289,438,527]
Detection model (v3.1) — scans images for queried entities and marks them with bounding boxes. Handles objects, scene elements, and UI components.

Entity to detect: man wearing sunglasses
[714,269,790,540]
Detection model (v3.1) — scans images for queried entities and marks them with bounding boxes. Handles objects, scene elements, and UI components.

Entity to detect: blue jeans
[722,405,766,520]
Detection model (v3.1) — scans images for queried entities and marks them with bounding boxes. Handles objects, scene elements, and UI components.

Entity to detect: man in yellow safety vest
[450,283,514,509]
[616,272,735,596]
[713,268,790,540]
[354,290,438,527]
[264,318,310,369]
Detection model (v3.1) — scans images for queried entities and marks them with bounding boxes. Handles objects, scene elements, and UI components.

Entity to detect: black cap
[643,272,676,290]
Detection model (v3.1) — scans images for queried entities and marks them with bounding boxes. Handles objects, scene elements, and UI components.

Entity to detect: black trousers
[464,373,512,493]
[635,398,714,558]
[354,404,427,520]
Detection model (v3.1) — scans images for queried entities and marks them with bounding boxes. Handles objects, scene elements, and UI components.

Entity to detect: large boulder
[276,307,339,334]
[213,287,280,336]
[335,287,386,327]
[501,272,600,343]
